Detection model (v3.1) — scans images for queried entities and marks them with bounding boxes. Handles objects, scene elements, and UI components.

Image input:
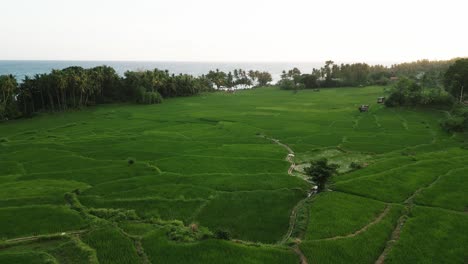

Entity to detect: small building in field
[377,97,385,104]
[359,105,369,112]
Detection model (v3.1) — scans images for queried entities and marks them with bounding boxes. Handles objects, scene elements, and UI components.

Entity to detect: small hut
[377,97,385,104]
[359,105,369,112]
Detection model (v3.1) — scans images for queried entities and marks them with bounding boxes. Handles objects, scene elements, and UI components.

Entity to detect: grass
[0,86,466,263]
[195,189,306,243]
[304,191,387,240]
[413,167,468,211]
[0,235,98,263]
[142,229,299,264]
[386,206,468,263]
[81,226,140,264]
[0,205,88,239]
[300,205,403,264]
[0,251,57,264]
[0,179,90,206]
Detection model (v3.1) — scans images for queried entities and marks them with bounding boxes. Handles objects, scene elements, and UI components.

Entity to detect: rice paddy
[0,86,466,263]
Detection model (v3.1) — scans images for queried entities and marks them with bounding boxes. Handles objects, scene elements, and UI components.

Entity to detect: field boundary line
[4,229,88,243]
[405,167,468,204]
[375,207,409,264]
[314,205,391,241]
[259,135,299,178]
[280,196,315,244]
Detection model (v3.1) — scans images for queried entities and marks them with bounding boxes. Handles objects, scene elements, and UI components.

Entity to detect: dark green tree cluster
[0,75,19,120]
[279,61,391,89]
[124,69,212,102]
[17,66,122,116]
[277,68,306,91]
[390,59,459,77]
[304,158,339,192]
[278,59,464,90]
[0,66,215,121]
[384,77,452,107]
[441,59,468,132]
[206,69,272,89]
[444,59,468,103]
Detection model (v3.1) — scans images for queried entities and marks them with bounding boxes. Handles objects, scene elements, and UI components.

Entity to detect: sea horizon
[0,59,400,82]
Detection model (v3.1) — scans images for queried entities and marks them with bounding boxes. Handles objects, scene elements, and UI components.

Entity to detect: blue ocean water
[0,60,327,83]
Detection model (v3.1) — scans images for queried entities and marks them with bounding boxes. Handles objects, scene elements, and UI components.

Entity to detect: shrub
[165,222,213,242]
[278,79,301,90]
[214,229,231,240]
[127,157,135,165]
[350,162,363,170]
[441,105,468,132]
[136,87,163,104]
[88,208,139,221]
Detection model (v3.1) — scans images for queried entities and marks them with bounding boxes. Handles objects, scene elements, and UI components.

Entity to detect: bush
[136,87,163,104]
[278,79,303,90]
[127,157,135,165]
[165,222,213,242]
[441,105,468,132]
[88,208,139,221]
[214,229,231,240]
[350,162,363,170]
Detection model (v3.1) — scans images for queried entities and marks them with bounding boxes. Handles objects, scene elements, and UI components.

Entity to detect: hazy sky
[1,0,467,62]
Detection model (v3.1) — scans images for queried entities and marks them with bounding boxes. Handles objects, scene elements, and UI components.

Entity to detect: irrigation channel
[262,135,316,264]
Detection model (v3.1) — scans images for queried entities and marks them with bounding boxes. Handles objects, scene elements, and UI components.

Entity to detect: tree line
[384,58,468,132]
[278,59,461,90]
[0,66,273,121]
[206,69,272,89]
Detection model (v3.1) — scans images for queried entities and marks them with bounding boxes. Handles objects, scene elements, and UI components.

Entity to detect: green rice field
[0,86,467,263]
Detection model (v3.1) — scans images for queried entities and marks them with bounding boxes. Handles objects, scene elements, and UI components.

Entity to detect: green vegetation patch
[333,158,467,203]
[413,167,468,211]
[0,205,88,239]
[142,229,298,264]
[196,189,306,243]
[300,205,403,264]
[0,251,57,264]
[81,226,140,264]
[80,196,204,222]
[386,206,468,263]
[304,191,386,240]
[0,179,90,206]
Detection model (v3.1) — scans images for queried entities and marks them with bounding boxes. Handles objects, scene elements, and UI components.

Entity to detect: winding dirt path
[281,196,314,244]
[261,135,296,176]
[374,211,408,264]
[261,135,312,264]
[293,246,308,264]
[373,169,456,263]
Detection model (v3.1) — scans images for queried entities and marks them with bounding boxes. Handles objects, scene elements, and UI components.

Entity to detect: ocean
[0,61,328,83]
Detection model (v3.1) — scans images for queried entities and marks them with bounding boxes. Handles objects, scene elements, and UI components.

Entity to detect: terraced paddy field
[0,86,467,263]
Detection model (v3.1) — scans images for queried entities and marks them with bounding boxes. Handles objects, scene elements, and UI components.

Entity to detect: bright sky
[1,0,467,62]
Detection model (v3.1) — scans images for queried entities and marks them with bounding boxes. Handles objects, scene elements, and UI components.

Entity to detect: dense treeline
[0,66,276,121]
[384,58,468,132]
[384,78,452,107]
[278,59,461,90]
[206,69,272,89]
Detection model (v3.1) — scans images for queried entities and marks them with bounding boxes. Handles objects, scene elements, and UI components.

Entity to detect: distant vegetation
[278,58,461,90]
[0,66,274,121]
[1,58,467,133]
